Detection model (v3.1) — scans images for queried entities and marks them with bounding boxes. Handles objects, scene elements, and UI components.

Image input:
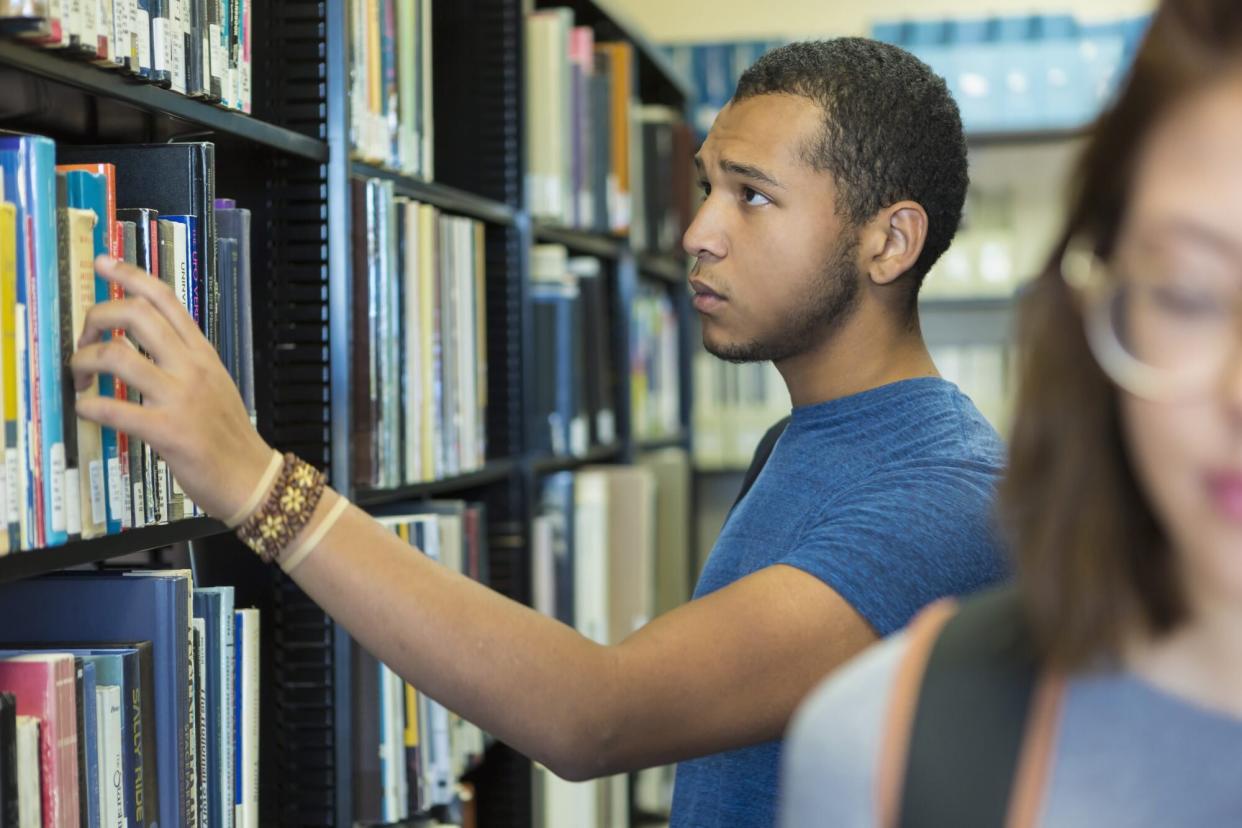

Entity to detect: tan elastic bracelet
[224,450,284,529]
[279,493,350,574]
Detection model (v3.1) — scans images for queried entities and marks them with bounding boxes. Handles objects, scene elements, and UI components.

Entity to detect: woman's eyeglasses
[1061,237,1242,402]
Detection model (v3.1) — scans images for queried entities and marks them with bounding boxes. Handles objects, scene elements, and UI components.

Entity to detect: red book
[0,654,80,828]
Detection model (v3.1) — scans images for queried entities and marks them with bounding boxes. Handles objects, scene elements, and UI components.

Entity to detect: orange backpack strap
[1005,672,1067,828]
[876,587,1065,828]
[876,598,958,828]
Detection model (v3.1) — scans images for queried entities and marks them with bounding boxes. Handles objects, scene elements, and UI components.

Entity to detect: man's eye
[741,187,771,207]
[697,180,712,196]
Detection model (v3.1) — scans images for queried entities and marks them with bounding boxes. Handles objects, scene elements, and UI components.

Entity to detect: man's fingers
[71,340,172,404]
[92,255,205,347]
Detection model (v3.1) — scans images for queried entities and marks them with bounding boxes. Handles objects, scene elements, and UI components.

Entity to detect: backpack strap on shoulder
[877,588,1066,828]
[728,416,790,516]
[876,598,958,828]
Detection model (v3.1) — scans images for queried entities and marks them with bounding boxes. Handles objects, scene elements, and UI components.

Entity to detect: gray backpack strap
[880,588,1065,828]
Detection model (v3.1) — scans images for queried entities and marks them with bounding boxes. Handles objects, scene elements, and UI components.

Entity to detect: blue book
[0,572,192,828]
[0,135,67,547]
[162,215,199,324]
[80,659,101,828]
[193,587,235,828]
[63,169,123,535]
[232,612,242,818]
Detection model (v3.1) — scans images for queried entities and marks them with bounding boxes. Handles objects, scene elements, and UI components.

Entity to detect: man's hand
[70,254,275,520]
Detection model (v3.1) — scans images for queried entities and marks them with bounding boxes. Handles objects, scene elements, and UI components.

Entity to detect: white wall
[612,0,1155,43]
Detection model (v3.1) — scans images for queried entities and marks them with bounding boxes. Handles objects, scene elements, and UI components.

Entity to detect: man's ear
[861,201,928,287]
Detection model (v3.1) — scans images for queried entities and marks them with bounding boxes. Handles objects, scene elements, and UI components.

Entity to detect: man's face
[685,94,862,364]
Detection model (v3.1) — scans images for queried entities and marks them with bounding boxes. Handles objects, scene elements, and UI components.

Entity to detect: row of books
[526,10,632,235]
[629,281,682,443]
[0,0,253,112]
[0,571,261,828]
[531,456,693,828]
[530,245,615,459]
[347,0,433,177]
[353,503,489,825]
[525,8,696,252]
[628,107,695,257]
[0,135,253,554]
[691,353,790,471]
[350,178,488,490]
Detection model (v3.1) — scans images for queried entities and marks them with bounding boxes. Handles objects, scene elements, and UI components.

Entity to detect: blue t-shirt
[670,377,1009,828]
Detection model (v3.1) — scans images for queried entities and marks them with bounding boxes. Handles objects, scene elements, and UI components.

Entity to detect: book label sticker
[49,442,67,533]
[64,466,81,536]
[4,449,16,524]
[89,459,106,525]
[136,6,151,69]
[132,481,145,529]
[107,456,124,523]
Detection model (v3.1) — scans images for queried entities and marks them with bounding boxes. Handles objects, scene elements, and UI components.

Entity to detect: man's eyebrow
[693,155,784,190]
[719,158,783,189]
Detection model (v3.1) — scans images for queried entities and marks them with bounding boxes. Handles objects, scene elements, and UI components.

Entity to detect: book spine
[0,200,18,552]
[28,141,67,548]
[13,300,29,551]
[106,220,131,532]
[56,204,87,541]
[149,0,171,86]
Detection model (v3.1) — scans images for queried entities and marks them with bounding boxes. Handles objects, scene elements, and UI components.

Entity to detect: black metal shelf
[531,442,625,475]
[0,39,328,161]
[635,430,690,452]
[0,517,228,584]
[638,253,687,285]
[967,127,1087,147]
[353,460,519,507]
[351,162,519,226]
[532,223,627,259]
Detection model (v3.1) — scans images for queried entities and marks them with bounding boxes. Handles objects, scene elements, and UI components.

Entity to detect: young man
[71,39,1007,828]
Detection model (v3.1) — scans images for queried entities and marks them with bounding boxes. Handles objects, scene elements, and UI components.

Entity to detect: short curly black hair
[734,38,969,299]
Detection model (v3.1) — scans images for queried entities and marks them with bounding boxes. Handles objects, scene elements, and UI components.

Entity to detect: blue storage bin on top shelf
[871,12,1148,137]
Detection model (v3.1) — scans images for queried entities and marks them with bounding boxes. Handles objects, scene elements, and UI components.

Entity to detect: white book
[454,220,477,472]
[573,471,610,646]
[419,0,433,178]
[65,0,86,52]
[96,684,126,828]
[110,0,130,69]
[14,303,28,550]
[399,200,422,485]
[235,608,259,828]
[168,0,186,94]
[16,715,40,828]
[379,664,408,821]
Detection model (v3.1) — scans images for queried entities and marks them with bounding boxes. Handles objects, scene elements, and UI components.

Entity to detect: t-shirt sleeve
[779,465,1008,636]
[779,632,909,828]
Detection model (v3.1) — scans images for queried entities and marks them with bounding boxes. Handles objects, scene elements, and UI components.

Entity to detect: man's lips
[689,278,726,313]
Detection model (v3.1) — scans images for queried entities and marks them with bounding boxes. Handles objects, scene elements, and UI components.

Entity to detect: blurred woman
[780,0,1242,824]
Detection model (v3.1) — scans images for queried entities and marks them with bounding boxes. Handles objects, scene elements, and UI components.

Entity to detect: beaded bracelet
[236,452,326,564]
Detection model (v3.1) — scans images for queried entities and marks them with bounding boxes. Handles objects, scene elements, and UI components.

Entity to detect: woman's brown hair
[999,0,1242,668]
